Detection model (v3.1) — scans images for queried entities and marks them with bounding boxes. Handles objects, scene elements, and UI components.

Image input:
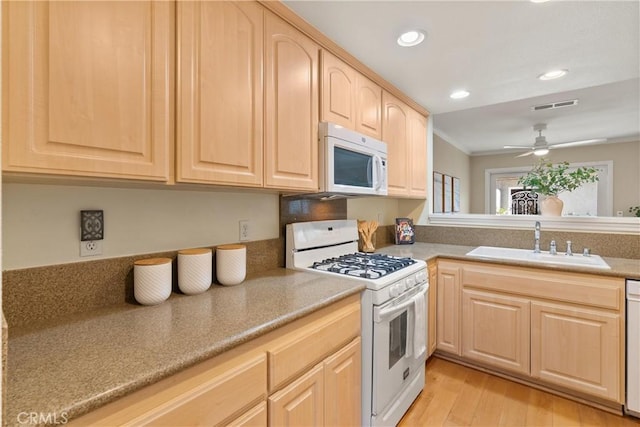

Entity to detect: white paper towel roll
[134,258,172,305]
[178,248,212,295]
[216,244,246,286]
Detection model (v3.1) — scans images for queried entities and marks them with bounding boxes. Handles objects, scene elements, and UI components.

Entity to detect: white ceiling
[283,0,640,155]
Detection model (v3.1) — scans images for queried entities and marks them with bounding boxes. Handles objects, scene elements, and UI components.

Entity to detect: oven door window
[389,311,408,369]
[334,147,373,188]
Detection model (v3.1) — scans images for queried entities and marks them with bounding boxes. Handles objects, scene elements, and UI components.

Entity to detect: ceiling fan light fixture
[397,30,425,47]
[450,90,470,99]
[534,148,549,156]
[538,69,568,80]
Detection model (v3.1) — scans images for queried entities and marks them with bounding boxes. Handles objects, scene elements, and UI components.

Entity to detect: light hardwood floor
[399,357,640,427]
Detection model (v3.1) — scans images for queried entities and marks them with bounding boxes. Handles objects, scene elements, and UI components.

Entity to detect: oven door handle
[373,286,426,323]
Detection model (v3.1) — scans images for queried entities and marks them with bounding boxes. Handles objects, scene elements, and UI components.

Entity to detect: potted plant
[517,159,599,216]
[629,206,640,217]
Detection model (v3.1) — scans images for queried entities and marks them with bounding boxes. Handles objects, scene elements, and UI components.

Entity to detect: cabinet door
[177,1,263,187]
[324,338,361,427]
[436,261,462,355]
[321,51,356,129]
[382,91,410,196]
[355,75,382,139]
[264,12,319,191]
[226,401,267,427]
[427,261,438,357]
[269,363,324,427]
[531,301,621,402]
[408,110,428,198]
[3,1,172,181]
[462,289,530,375]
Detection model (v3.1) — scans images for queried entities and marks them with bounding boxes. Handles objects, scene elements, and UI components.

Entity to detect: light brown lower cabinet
[436,261,462,355]
[462,289,530,375]
[69,295,361,426]
[531,301,620,401]
[269,363,325,426]
[436,259,625,405]
[227,402,267,427]
[427,260,438,357]
[268,337,361,427]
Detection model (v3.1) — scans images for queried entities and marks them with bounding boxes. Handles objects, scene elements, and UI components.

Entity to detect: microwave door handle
[373,155,382,190]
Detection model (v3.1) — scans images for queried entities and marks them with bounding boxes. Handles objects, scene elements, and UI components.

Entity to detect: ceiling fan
[504,123,606,157]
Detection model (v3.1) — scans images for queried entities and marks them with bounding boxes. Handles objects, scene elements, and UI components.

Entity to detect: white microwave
[318,122,388,197]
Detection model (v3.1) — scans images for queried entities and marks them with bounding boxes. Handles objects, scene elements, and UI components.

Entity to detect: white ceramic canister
[216,244,246,286]
[178,248,212,295]
[134,258,172,305]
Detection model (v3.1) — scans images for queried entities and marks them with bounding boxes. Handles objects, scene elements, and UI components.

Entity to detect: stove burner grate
[310,252,416,279]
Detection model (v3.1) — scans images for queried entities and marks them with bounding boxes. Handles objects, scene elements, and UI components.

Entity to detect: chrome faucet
[566,240,573,256]
[534,221,541,253]
[549,240,557,255]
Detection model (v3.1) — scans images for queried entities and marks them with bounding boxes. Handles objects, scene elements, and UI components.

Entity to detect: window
[486,161,612,216]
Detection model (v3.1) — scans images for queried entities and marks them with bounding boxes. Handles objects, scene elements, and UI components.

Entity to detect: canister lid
[134,257,172,266]
[216,244,246,250]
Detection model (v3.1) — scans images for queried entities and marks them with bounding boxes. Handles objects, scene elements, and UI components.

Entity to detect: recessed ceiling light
[530,0,551,3]
[450,90,470,99]
[397,30,425,47]
[538,69,568,80]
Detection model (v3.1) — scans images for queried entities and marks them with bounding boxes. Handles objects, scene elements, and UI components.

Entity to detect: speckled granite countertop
[377,242,640,278]
[5,269,364,426]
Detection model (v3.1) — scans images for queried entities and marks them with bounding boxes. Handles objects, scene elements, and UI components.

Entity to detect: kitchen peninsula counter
[5,269,364,426]
[378,242,640,278]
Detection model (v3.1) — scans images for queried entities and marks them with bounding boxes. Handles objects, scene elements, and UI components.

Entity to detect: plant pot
[540,195,564,216]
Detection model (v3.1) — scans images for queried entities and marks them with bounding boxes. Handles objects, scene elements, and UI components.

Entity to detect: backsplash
[3,238,283,329]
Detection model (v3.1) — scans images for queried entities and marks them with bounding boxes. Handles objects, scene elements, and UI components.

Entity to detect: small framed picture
[395,218,415,245]
[433,172,443,213]
[453,177,461,212]
[443,175,453,213]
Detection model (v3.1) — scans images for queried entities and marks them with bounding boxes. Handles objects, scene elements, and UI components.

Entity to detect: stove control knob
[389,285,399,297]
[406,277,416,288]
[416,271,427,283]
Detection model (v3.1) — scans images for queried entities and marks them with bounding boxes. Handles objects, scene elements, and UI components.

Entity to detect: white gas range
[286,219,428,427]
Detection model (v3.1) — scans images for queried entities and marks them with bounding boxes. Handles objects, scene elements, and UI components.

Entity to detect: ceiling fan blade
[548,138,607,149]
[516,151,534,157]
[503,145,531,149]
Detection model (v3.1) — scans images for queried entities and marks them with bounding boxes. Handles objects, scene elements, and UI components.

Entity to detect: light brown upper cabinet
[176,1,263,187]
[382,91,427,198]
[2,1,173,181]
[321,51,382,139]
[264,11,319,191]
[408,109,428,197]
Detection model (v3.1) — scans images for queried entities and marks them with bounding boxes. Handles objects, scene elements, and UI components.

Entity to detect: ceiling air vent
[531,99,579,111]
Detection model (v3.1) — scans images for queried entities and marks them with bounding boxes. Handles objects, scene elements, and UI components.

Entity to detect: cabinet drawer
[135,354,267,426]
[267,300,360,392]
[461,262,623,310]
[74,353,267,426]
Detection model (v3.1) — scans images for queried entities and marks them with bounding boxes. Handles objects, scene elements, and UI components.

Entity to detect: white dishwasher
[628,279,640,417]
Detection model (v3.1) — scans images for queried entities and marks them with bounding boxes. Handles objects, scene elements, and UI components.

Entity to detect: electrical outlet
[80,240,103,257]
[377,213,384,223]
[239,220,250,241]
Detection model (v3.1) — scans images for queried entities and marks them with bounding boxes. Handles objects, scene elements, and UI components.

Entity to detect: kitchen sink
[466,246,611,269]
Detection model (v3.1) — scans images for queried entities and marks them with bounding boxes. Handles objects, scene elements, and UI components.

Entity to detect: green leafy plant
[517,159,599,196]
[629,206,640,217]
